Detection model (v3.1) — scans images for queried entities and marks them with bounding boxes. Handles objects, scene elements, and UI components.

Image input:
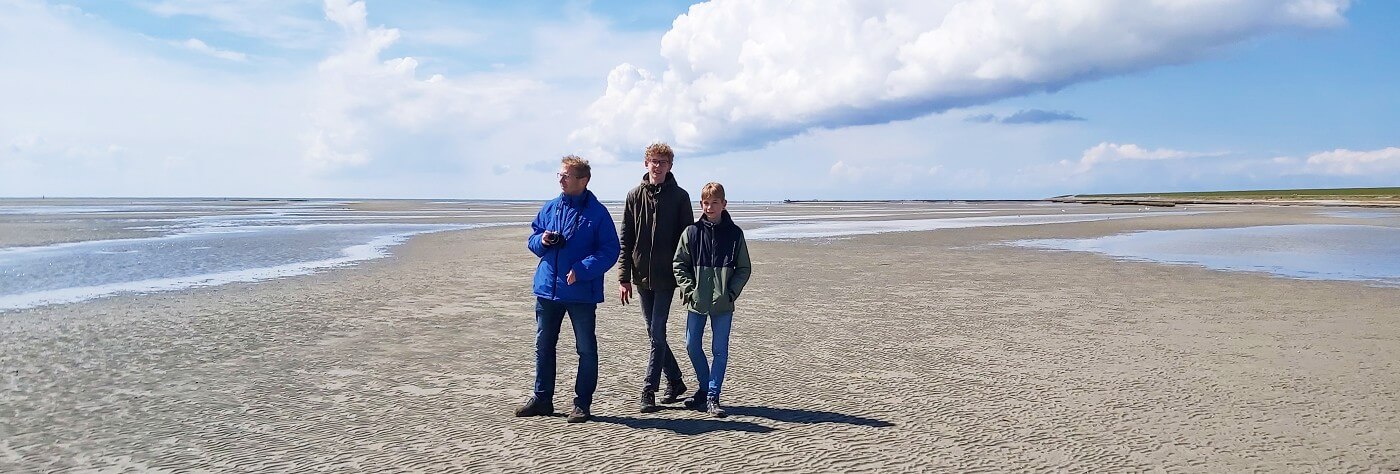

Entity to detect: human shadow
[592,413,778,435]
[724,405,895,427]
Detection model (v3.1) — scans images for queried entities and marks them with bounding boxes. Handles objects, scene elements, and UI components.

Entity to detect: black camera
[543,231,566,248]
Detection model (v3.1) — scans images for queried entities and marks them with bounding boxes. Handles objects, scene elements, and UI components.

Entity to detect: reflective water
[0,199,531,311]
[745,211,1204,240]
[1015,224,1400,287]
[8,198,1393,311]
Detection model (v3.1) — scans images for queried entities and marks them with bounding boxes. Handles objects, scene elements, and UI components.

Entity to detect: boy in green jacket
[673,182,752,417]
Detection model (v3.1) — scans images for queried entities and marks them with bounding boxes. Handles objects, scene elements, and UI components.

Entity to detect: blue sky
[1,0,1395,200]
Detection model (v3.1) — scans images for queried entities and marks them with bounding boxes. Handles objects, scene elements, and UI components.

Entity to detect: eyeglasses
[557,172,584,180]
[645,160,673,166]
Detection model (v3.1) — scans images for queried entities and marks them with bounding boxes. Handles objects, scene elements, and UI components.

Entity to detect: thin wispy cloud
[830,160,940,185]
[1001,109,1085,124]
[399,27,485,48]
[174,38,247,61]
[141,0,327,47]
[1066,142,1226,173]
[572,0,1349,159]
[967,109,1085,124]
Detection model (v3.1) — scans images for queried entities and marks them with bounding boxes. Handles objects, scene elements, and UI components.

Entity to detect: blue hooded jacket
[528,189,620,304]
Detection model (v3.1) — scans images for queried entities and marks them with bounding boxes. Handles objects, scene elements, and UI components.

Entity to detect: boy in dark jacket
[515,155,620,423]
[673,182,751,417]
[618,142,694,413]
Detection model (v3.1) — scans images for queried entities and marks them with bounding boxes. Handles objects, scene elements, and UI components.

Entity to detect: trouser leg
[568,302,599,410]
[533,298,566,401]
[685,311,709,396]
[640,287,682,393]
[708,312,733,400]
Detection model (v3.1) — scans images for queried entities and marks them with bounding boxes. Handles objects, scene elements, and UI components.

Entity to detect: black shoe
[683,391,708,410]
[514,397,553,417]
[661,381,688,404]
[639,391,660,413]
[566,405,591,423]
[706,399,727,418]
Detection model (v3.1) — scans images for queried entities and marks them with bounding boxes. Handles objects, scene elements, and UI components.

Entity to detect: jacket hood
[639,171,679,190]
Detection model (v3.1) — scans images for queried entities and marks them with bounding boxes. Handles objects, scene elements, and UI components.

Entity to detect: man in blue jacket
[515,155,620,423]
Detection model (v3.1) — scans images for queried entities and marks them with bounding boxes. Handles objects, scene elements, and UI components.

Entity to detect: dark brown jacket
[619,172,693,290]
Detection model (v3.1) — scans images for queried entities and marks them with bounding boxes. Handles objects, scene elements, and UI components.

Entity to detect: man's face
[701,197,726,222]
[644,155,672,184]
[558,166,588,196]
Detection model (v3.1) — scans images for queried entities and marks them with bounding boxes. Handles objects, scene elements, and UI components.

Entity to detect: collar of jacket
[560,189,593,207]
[699,209,735,229]
[640,171,677,192]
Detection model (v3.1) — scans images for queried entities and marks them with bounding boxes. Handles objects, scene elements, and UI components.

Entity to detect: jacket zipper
[646,188,659,287]
[550,201,562,297]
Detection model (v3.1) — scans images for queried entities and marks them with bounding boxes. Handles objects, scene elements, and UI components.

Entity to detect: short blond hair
[644,142,674,161]
[700,182,726,201]
[561,155,591,178]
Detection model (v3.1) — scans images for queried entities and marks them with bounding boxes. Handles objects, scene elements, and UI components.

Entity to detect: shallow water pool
[1014,224,1400,287]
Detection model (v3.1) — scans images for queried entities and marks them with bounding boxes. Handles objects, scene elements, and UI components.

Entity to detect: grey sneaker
[514,397,553,417]
[566,405,591,423]
[661,380,688,404]
[640,391,660,413]
[706,399,727,418]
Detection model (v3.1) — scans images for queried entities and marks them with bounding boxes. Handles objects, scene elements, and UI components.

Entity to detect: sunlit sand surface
[2,201,1397,471]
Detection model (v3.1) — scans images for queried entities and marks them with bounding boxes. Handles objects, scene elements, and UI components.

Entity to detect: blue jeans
[534,297,598,410]
[639,287,683,393]
[685,311,733,401]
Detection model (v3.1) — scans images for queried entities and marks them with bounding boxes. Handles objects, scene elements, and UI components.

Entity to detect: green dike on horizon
[1060,187,1400,200]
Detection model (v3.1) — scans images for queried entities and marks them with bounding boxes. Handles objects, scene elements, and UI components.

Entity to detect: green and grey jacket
[620,172,693,290]
[673,210,752,315]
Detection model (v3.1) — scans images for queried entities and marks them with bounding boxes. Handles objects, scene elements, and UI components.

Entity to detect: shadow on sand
[593,412,777,435]
[592,405,893,433]
[725,405,895,427]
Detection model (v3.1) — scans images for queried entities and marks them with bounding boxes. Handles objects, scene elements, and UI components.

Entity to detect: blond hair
[644,142,674,162]
[700,182,726,201]
[561,155,591,178]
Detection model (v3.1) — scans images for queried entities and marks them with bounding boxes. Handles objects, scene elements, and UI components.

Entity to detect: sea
[1,199,1396,312]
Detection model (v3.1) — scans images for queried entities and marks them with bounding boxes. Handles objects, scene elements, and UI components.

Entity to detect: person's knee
[535,334,556,348]
[711,339,729,358]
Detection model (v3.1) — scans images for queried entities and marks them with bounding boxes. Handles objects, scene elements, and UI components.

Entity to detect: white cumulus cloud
[1304,147,1400,175]
[306,0,543,168]
[1065,142,1223,173]
[572,0,1349,159]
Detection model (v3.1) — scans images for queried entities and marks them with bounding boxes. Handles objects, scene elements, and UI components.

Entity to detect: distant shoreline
[1047,197,1400,208]
[782,199,1045,204]
[788,187,1400,208]
[783,198,1400,208]
[1047,187,1400,208]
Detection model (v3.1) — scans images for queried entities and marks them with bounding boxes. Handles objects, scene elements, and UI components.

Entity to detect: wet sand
[2,205,1398,471]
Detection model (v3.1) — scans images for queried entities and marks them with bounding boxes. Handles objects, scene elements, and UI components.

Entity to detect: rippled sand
[2,205,1398,471]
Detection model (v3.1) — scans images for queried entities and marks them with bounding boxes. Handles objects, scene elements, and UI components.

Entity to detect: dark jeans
[533,297,598,410]
[639,287,684,393]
